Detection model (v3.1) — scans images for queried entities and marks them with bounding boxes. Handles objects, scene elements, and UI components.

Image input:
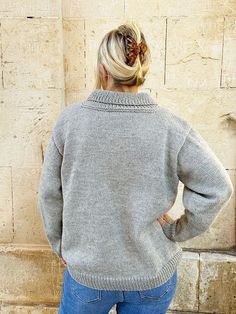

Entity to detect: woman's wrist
[158,213,174,226]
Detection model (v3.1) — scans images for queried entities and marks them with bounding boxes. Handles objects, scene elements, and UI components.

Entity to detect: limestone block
[169,251,199,312]
[166,17,224,89]
[140,87,158,101]
[124,0,160,18]
[0,167,13,243]
[65,89,92,104]
[0,247,64,304]
[0,304,58,313]
[84,18,124,90]
[139,17,166,90]
[156,88,236,169]
[0,89,62,168]
[159,0,236,17]
[199,252,236,313]
[0,304,116,313]
[120,0,236,18]
[63,19,86,91]
[1,18,63,89]
[0,33,2,89]
[62,0,124,18]
[167,312,200,314]
[221,17,236,87]
[11,167,47,245]
[0,1,60,17]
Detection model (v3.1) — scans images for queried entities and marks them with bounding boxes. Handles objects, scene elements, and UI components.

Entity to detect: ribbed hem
[66,248,183,291]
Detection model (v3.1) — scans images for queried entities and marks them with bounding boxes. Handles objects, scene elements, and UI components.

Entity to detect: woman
[38,21,234,314]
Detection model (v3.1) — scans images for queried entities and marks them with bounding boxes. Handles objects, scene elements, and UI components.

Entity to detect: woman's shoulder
[155,105,192,137]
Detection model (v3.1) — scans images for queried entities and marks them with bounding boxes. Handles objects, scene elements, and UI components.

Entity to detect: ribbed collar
[81,89,158,112]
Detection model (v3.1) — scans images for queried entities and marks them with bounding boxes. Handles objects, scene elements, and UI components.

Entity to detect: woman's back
[38,88,233,291]
[37,20,234,314]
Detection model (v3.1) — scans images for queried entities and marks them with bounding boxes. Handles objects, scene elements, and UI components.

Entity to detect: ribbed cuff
[161,220,177,241]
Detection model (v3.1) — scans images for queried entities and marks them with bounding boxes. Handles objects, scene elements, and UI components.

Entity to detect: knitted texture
[38,88,234,291]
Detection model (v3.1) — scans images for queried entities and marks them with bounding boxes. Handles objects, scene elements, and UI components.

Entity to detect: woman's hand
[61,257,67,266]
[157,213,174,226]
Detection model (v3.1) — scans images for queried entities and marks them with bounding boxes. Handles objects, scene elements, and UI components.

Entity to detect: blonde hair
[94,20,152,89]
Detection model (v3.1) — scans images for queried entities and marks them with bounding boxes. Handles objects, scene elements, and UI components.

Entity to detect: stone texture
[62,0,124,18]
[0,89,62,168]
[0,167,13,243]
[12,167,46,244]
[65,89,92,105]
[0,247,64,304]
[156,88,236,169]
[0,304,58,313]
[0,1,61,17]
[199,252,236,313]
[63,19,86,93]
[221,17,236,87]
[0,27,3,89]
[1,18,62,89]
[169,251,199,312]
[120,0,236,18]
[0,304,117,313]
[124,0,160,18]
[139,17,166,89]
[166,17,224,89]
[159,0,236,17]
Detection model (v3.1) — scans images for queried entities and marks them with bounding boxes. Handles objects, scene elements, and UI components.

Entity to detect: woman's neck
[104,81,139,94]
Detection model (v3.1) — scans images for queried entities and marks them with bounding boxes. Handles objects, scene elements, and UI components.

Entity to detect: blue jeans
[58,268,177,314]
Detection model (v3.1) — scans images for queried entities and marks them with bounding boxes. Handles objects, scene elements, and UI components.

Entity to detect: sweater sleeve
[37,133,63,258]
[161,127,234,242]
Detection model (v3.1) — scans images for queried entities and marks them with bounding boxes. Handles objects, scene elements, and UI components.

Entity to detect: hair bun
[95,20,151,89]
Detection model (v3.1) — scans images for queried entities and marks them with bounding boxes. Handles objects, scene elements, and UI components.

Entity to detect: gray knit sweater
[37,88,234,291]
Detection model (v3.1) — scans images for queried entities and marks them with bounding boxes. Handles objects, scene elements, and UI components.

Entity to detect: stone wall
[0,1,235,313]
